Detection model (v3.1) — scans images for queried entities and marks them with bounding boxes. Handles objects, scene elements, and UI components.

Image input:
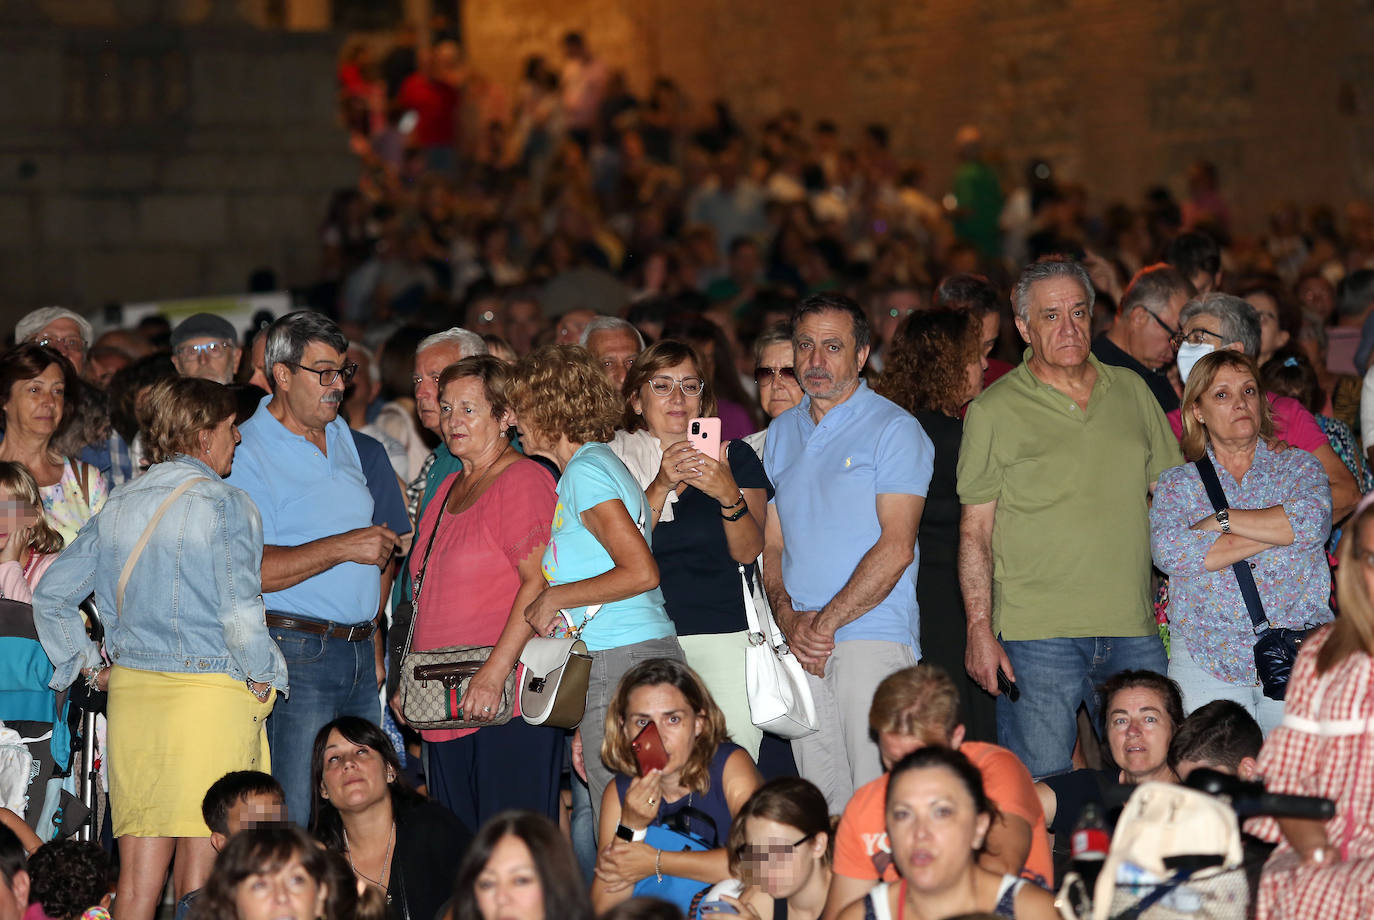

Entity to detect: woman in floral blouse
[1150,350,1332,735]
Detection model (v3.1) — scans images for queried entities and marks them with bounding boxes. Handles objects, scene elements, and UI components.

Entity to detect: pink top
[0,553,56,604]
[1167,392,1329,452]
[409,460,556,742]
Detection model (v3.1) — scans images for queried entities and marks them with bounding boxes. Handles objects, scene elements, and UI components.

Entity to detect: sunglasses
[754,365,797,386]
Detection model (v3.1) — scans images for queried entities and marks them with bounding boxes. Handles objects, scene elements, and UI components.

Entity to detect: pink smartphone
[688,417,722,461]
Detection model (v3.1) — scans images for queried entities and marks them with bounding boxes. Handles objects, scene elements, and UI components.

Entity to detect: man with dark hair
[1164,231,1222,295]
[0,825,28,920]
[762,292,934,811]
[1169,700,1262,781]
[1092,263,1195,411]
[228,311,403,825]
[959,257,1180,780]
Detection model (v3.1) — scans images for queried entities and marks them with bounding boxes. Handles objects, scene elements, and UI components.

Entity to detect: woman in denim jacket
[34,376,287,920]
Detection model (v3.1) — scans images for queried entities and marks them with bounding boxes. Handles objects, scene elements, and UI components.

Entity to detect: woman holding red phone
[592,658,763,914]
[612,341,770,759]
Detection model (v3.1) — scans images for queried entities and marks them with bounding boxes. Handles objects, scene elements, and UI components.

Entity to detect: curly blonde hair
[876,310,980,416]
[0,462,64,554]
[508,345,622,445]
[138,377,237,465]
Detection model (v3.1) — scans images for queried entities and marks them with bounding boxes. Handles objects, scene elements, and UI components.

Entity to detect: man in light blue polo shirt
[228,311,402,825]
[763,292,934,811]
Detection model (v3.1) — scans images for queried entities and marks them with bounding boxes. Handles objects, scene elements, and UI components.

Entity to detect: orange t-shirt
[832,741,1053,886]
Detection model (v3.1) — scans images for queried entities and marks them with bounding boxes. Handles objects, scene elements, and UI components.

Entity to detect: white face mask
[1176,342,1215,385]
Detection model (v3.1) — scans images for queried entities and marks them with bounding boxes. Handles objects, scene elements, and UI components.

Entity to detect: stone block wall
[0,16,354,323]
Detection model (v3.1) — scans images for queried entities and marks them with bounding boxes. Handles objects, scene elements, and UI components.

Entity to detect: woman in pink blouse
[401,355,561,830]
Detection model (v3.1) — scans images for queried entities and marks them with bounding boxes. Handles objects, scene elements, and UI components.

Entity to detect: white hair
[579,316,644,350]
[347,340,381,384]
[416,327,487,359]
[15,307,93,346]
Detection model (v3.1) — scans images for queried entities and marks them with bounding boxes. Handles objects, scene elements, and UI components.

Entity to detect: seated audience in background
[190,825,331,920]
[175,771,287,920]
[825,665,1050,919]
[1037,670,1183,870]
[836,748,1059,920]
[25,840,114,920]
[724,778,832,920]
[310,717,471,920]
[449,810,594,920]
[1168,699,1262,782]
[1151,351,1332,734]
[592,658,762,913]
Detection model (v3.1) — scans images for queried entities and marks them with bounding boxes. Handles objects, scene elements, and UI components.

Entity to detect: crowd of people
[6,21,1374,920]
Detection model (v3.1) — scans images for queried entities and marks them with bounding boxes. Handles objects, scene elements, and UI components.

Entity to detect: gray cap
[15,307,93,346]
[171,313,238,350]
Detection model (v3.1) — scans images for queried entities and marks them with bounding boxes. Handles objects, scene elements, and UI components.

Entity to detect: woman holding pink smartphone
[612,340,771,759]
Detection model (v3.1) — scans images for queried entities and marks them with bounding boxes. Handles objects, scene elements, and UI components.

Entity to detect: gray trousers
[791,639,918,813]
[579,635,686,830]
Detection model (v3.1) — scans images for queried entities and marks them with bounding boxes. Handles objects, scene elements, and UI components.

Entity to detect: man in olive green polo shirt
[957,256,1181,780]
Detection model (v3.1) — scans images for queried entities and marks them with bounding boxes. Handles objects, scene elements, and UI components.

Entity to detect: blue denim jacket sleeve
[33,518,104,690]
[215,488,289,694]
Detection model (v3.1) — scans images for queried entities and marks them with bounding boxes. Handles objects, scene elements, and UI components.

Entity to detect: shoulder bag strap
[115,477,207,617]
[740,563,763,635]
[1194,456,1271,633]
[399,475,462,663]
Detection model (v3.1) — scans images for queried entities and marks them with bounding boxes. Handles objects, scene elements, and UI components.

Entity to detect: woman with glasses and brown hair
[718,778,832,920]
[610,339,770,759]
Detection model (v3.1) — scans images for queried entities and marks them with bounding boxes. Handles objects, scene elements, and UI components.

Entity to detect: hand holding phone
[632,721,668,775]
[688,417,722,461]
[997,668,1020,702]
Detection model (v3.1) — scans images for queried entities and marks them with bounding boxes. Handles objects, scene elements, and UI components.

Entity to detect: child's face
[226,791,285,835]
[0,491,38,545]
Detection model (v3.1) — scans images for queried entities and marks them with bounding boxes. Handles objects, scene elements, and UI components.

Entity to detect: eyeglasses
[33,335,85,353]
[754,365,797,386]
[734,834,814,866]
[648,375,704,397]
[1170,328,1227,349]
[175,341,234,361]
[287,362,358,386]
[1142,310,1179,341]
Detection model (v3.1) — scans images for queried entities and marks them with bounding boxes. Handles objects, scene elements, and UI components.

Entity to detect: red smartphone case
[632,721,668,775]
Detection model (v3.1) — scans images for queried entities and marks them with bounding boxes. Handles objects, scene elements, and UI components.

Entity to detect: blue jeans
[997,634,1167,780]
[266,628,381,827]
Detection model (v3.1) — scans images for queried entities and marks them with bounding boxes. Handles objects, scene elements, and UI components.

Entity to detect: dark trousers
[424,718,564,832]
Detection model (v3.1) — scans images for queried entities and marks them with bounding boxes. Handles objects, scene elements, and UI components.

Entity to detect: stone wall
[463,0,1374,233]
[0,10,354,322]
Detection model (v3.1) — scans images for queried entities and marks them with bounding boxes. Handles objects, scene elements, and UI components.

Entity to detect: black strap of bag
[1194,455,1271,634]
[398,476,462,664]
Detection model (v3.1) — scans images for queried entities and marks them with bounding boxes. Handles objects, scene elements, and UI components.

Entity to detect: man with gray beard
[227,311,402,825]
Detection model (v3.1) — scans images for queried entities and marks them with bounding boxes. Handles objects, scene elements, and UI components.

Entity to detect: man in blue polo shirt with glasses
[229,311,403,824]
[762,292,934,812]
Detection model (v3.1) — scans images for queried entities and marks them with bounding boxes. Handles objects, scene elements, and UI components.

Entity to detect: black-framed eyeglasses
[1170,328,1226,349]
[287,362,358,386]
[733,834,814,865]
[754,365,797,386]
[1143,310,1179,342]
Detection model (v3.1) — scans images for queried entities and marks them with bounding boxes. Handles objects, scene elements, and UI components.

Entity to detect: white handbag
[517,605,600,729]
[741,562,818,739]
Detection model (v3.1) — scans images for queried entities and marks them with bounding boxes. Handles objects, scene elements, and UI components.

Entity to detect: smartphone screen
[688,417,722,461]
[632,721,668,775]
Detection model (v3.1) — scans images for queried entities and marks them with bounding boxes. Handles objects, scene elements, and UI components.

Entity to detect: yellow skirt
[106,666,274,838]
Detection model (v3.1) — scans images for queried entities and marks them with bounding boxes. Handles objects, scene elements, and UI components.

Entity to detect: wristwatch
[1215,509,1231,534]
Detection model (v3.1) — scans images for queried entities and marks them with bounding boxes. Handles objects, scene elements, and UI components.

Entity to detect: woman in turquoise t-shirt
[509,344,685,827]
